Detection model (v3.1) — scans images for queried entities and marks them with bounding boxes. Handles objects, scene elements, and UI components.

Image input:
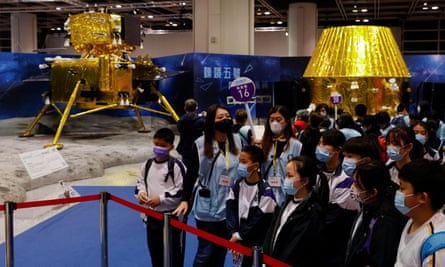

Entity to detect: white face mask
[270,121,284,135]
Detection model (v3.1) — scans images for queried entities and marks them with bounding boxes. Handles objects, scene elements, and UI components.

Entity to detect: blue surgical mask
[394,191,418,215]
[283,178,298,196]
[153,146,169,158]
[342,157,357,177]
[350,188,367,204]
[237,164,252,178]
[386,145,403,161]
[315,146,331,163]
[415,134,426,145]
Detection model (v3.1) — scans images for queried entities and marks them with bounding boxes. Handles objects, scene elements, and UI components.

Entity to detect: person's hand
[172,201,188,217]
[137,192,149,204]
[229,235,238,243]
[146,196,160,207]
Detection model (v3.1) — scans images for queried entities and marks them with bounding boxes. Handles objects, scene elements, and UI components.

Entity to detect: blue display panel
[1,52,444,120]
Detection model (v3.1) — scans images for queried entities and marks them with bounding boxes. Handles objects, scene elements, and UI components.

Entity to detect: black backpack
[135,157,186,195]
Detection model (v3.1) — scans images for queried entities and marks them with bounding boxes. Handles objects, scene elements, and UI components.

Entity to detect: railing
[1,192,291,267]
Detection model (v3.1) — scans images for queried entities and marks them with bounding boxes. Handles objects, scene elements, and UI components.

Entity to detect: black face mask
[214,119,233,133]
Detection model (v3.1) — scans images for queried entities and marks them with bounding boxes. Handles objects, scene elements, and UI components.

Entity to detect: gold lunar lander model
[21,12,179,149]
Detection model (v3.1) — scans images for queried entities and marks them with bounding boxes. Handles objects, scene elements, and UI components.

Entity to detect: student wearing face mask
[181,104,242,267]
[263,156,324,267]
[226,145,277,267]
[386,126,423,187]
[315,128,360,267]
[260,105,303,206]
[395,159,445,267]
[345,160,407,267]
[412,121,441,162]
[342,136,382,178]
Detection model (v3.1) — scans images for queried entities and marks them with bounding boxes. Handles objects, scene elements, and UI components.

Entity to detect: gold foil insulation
[303,25,411,115]
[68,12,135,56]
[50,58,133,109]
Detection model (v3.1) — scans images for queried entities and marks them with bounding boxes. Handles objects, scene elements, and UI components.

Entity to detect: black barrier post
[100,192,110,267]
[4,202,16,267]
[163,213,172,267]
[252,246,263,267]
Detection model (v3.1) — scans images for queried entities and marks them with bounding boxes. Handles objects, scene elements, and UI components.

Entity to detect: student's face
[343,152,362,161]
[269,112,286,124]
[153,138,173,151]
[318,137,340,159]
[285,162,304,189]
[214,108,231,123]
[239,151,258,172]
[399,179,420,212]
[413,124,429,139]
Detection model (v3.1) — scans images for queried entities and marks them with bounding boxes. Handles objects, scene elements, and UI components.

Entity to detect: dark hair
[320,128,346,149]
[308,112,324,128]
[235,109,248,124]
[375,111,391,125]
[262,105,294,158]
[241,145,265,165]
[289,156,318,189]
[354,160,392,199]
[343,136,381,160]
[399,159,445,210]
[396,103,407,113]
[153,127,175,144]
[203,104,238,157]
[354,104,367,117]
[315,103,329,113]
[336,112,356,129]
[362,114,378,128]
[184,98,198,112]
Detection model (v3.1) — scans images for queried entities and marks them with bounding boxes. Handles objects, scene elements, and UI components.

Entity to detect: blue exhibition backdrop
[0,52,444,120]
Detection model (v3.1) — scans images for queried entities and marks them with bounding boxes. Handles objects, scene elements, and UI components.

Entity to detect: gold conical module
[303,25,411,115]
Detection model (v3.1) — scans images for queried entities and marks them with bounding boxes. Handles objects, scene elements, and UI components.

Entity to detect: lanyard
[272,139,278,175]
[218,139,230,173]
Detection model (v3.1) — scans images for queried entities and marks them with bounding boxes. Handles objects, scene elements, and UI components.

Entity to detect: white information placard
[20,147,68,180]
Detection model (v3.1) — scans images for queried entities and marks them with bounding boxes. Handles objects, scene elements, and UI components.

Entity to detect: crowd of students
[135,99,445,267]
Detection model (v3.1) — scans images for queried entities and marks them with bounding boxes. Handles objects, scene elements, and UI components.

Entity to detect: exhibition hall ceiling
[0,0,443,50]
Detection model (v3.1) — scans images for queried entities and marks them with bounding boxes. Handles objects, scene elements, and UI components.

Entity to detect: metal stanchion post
[163,213,172,267]
[4,202,16,267]
[100,192,110,267]
[252,246,263,267]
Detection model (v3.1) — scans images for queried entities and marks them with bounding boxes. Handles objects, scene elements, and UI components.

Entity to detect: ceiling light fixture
[264,11,271,15]
[352,5,358,13]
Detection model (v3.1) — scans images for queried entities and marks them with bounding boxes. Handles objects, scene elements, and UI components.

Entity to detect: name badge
[268,176,281,187]
[219,175,232,186]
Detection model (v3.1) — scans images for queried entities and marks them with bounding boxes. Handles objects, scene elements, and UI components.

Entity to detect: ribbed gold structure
[303,25,411,115]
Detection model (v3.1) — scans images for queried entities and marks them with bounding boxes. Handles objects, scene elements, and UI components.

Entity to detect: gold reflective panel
[303,26,411,115]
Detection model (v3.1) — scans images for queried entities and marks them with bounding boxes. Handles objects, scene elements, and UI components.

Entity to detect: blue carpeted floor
[0,186,232,267]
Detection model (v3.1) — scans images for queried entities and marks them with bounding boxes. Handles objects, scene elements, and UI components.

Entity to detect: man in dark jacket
[176,98,205,168]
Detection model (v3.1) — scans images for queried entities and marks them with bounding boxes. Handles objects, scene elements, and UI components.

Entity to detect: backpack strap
[143,158,155,193]
[421,231,445,263]
[142,157,186,192]
[166,157,187,185]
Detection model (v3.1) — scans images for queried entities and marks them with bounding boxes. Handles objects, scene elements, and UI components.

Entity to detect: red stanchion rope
[15,194,100,209]
[0,192,291,267]
[109,194,292,267]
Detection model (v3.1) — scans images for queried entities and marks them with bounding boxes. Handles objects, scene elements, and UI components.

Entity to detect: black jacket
[263,192,324,267]
[176,112,204,165]
[344,198,408,267]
